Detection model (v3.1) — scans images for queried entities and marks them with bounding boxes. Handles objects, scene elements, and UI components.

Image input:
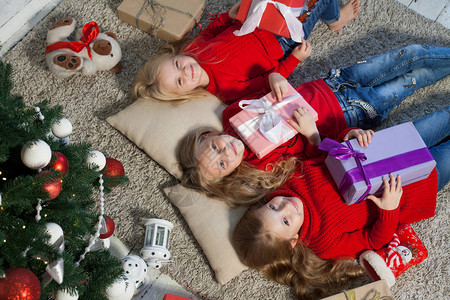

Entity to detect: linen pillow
[163,184,248,285]
[106,96,248,284]
[106,96,226,179]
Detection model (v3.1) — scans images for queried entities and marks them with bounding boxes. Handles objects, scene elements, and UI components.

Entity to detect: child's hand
[229,1,242,19]
[268,72,289,101]
[288,107,320,146]
[291,39,312,61]
[344,129,375,147]
[367,174,403,211]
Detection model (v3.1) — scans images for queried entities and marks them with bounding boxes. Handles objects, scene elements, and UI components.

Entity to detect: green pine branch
[0,60,127,300]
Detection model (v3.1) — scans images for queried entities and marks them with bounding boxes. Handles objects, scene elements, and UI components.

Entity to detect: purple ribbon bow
[319,138,371,204]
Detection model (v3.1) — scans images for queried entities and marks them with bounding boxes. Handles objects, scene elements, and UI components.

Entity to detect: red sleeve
[221,55,301,104]
[272,54,301,79]
[222,101,241,133]
[196,11,235,41]
[326,208,399,259]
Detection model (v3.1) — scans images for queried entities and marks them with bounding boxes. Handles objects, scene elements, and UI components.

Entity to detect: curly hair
[233,206,365,299]
[177,127,299,206]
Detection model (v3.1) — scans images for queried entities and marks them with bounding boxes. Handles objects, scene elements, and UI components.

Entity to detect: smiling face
[157,54,209,96]
[255,196,304,248]
[197,132,245,180]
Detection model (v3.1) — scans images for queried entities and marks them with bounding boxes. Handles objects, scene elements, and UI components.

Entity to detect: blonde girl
[177,45,450,206]
[232,107,449,298]
[132,0,360,104]
[233,199,365,299]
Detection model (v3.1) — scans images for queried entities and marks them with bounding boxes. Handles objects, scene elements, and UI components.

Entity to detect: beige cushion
[106,96,226,179]
[106,96,248,284]
[163,184,248,284]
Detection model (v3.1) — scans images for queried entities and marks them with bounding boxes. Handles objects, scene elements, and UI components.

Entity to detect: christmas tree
[0,60,128,299]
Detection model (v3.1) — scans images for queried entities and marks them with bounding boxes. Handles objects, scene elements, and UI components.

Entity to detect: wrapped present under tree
[118,0,205,42]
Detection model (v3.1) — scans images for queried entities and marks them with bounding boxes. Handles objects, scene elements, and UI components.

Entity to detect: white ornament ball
[105,277,135,300]
[44,222,64,247]
[122,255,148,290]
[52,118,73,138]
[21,139,52,170]
[85,150,106,170]
[55,288,79,300]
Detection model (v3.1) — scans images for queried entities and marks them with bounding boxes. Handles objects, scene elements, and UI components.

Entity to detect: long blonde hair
[177,127,298,206]
[233,207,365,299]
[132,44,210,101]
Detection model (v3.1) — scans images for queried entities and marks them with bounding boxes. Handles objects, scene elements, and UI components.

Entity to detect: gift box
[163,294,191,300]
[236,0,306,40]
[320,280,393,300]
[320,122,436,205]
[229,83,318,159]
[117,0,205,42]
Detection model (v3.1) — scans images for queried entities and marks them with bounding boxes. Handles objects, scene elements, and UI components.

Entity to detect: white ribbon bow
[237,93,298,144]
[43,235,65,285]
[234,0,305,42]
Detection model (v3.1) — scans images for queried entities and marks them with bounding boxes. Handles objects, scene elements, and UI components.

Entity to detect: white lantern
[140,218,173,269]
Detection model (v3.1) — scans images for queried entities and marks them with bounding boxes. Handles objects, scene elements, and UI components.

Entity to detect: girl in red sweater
[232,108,449,299]
[132,0,360,104]
[178,44,450,206]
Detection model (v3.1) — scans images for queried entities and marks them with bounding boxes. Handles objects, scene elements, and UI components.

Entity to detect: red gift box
[236,0,305,38]
[229,83,318,158]
[163,294,191,300]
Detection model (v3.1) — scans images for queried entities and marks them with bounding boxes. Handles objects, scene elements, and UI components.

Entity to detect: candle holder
[140,218,173,269]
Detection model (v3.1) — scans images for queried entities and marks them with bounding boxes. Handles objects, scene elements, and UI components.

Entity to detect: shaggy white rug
[3,0,449,299]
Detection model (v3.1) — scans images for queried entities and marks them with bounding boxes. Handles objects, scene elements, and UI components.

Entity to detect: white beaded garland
[52,118,73,139]
[35,199,43,222]
[31,105,45,121]
[21,140,52,170]
[75,174,106,266]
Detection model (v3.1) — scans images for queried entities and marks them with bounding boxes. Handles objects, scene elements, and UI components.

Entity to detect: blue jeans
[276,0,340,55]
[413,107,450,191]
[322,44,450,129]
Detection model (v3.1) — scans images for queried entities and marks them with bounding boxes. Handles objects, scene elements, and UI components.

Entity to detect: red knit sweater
[269,158,438,260]
[184,11,300,104]
[222,79,349,170]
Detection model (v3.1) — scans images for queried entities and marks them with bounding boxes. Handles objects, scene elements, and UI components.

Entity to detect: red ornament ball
[99,215,115,239]
[48,152,69,176]
[103,158,125,178]
[36,171,62,200]
[0,267,41,300]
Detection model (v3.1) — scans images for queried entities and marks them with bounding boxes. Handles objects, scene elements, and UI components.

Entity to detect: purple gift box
[320,122,436,205]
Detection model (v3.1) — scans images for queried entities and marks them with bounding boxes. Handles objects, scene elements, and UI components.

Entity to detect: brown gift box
[117,0,206,42]
[321,280,394,300]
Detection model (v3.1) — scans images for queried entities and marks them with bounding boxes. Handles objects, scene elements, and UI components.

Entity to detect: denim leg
[302,0,340,39]
[323,45,450,128]
[339,45,450,87]
[276,0,340,55]
[429,140,450,191]
[317,0,340,24]
[413,107,450,147]
[414,108,450,191]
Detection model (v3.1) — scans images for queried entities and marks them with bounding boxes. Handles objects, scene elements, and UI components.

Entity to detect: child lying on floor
[232,107,449,299]
[177,45,450,206]
[132,0,360,104]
